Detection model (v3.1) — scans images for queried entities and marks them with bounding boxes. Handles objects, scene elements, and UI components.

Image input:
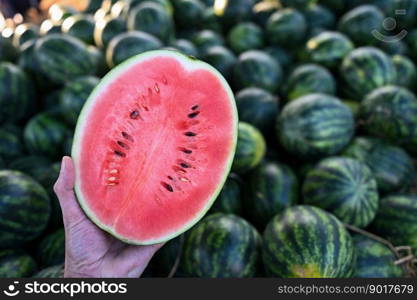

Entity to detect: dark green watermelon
[127,2,174,43]
[174,0,205,28]
[94,16,126,49]
[201,8,222,32]
[24,111,70,159]
[263,46,293,71]
[39,162,62,228]
[203,46,236,81]
[359,86,417,148]
[266,8,307,48]
[106,31,162,67]
[213,0,255,28]
[244,161,299,229]
[262,205,356,277]
[371,195,417,250]
[0,170,50,248]
[343,137,416,194]
[304,4,336,34]
[13,24,39,48]
[0,249,37,277]
[84,0,104,13]
[59,76,99,126]
[87,45,108,77]
[170,39,199,57]
[305,31,354,69]
[235,87,279,136]
[353,235,403,278]
[232,122,266,174]
[0,62,35,124]
[191,30,224,56]
[277,94,355,159]
[34,34,95,84]
[340,47,397,100]
[61,14,95,44]
[284,64,336,100]
[9,156,52,179]
[0,34,18,62]
[233,50,282,93]
[392,55,417,89]
[0,129,24,161]
[227,22,264,54]
[338,5,384,46]
[210,175,242,215]
[302,157,379,228]
[183,213,261,278]
[33,264,64,278]
[36,228,65,267]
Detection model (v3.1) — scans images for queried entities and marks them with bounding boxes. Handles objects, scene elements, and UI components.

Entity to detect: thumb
[54,156,86,227]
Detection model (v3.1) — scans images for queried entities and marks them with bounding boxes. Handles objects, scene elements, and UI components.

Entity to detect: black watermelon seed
[161,182,174,192]
[114,150,126,157]
[188,111,200,118]
[180,162,190,168]
[191,105,199,110]
[130,110,140,119]
[185,132,196,137]
[121,132,134,142]
[117,141,130,150]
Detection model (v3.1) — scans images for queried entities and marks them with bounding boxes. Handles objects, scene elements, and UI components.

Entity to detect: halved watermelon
[72,50,238,245]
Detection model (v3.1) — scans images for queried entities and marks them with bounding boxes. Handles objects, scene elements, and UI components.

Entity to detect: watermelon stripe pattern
[262,205,355,278]
[353,235,403,278]
[183,214,261,278]
[277,94,354,159]
[0,249,37,278]
[302,157,379,228]
[371,195,417,250]
[0,170,51,248]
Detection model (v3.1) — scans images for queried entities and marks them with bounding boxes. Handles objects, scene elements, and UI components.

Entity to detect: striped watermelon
[233,50,282,93]
[262,205,356,278]
[203,46,237,81]
[0,62,35,124]
[340,47,396,100]
[359,86,417,148]
[36,228,65,267]
[183,213,261,277]
[302,157,379,228]
[284,64,336,100]
[0,129,24,160]
[34,34,95,84]
[13,23,39,48]
[244,161,299,229]
[0,170,51,248]
[371,195,417,250]
[61,14,95,44]
[227,22,264,54]
[305,31,354,69]
[94,16,127,49]
[232,122,266,174]
[173,0,205,28]
[0,249,37,278]
[235,87,279,136]
[277,94,354,159]
[343,137,416,194]
[24,111,70,159]
[353,235,403,278]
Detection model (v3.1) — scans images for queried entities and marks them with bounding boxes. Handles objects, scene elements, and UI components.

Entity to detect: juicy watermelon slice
[72,50,237,245]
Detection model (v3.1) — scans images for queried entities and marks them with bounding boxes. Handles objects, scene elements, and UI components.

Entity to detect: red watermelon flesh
[72,50,238,245]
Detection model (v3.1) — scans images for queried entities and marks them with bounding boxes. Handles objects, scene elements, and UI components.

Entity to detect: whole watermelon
[244,161,299,229]
[183,213,261,278]
[0,170,50,248]
[227,22,264,54]
[343,137,416,194]
[302,157,379,228]
[262,205,356,277]
[340,47,396,100]
[36,228,65,267]
[61,14,96,44]
[277,94,354,159]
[34,34,95,84]
[94,16,127,49]
[353,235,403,278]
[0,249,37,278]
[203,46,236,81]
[0,129,24,160]
[0,62,35,124]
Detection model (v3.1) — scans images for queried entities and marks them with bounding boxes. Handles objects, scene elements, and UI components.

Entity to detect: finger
[54,156,86,226]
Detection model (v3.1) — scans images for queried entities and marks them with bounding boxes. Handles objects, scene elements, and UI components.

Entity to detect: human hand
[54,156,163,278]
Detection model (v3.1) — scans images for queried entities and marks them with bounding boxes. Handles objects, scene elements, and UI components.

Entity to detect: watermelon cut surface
[72,50,237,245]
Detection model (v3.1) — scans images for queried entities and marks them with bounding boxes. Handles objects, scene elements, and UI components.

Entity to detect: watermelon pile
[1,0,417,278]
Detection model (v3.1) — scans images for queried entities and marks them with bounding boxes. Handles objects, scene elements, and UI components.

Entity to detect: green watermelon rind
[72,50,238,245]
